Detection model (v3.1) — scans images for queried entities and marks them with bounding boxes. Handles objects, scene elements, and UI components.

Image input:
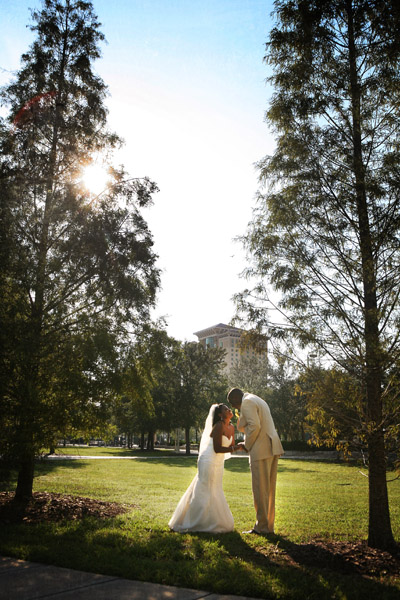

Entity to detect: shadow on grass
[222,458,251,473]
[0,459,90,495]
[35,458,88,476]
[215,531,399,599]
[225,460,318,475]
[277,463,318,473]
[37,454,203,473]
[53,447,180,457]
[0,515,398,600]
[38,455,319,475]
[42,451,200,469]
[259,532,400,570]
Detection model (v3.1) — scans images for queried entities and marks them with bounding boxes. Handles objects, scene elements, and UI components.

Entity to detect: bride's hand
[235,442,248,452]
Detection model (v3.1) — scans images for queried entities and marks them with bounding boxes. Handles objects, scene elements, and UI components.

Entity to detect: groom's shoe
[242,528,274,535]
[242,529,260,534]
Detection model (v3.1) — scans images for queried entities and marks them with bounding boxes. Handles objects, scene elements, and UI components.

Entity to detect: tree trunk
[146,431,154,451]
[174,429,180,453]
[15,5,70,506]
[14,452,35,504]
[346,1,395,550]
[185,427,191,455]
[368,430,394,549]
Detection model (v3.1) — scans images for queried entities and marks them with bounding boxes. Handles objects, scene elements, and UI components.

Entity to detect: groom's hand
[236,442,248,452]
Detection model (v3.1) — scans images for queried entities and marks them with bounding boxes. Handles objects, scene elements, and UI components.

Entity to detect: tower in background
[193,323,267,374]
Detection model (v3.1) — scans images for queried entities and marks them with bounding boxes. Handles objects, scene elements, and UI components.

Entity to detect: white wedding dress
[168,433,234,533]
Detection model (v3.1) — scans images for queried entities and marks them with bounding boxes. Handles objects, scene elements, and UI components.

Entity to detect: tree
[113,337,227,453]
[0,0,159,502]
[301,363,400,463]
[228,354,270,399]
[173,342,227,455]
[236,0,400,549]
[300,366,364,452]
[115,326,179,450]
[229,355,306,441]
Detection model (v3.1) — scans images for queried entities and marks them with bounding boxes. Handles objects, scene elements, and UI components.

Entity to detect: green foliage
[229,354,307,441]
[300,366,364,454]
[172,341,228,430]
[114,325,179,443]
[112,335,228,452]
[149,341,227,453]
[228,354,270,398]
[300,364,400,465]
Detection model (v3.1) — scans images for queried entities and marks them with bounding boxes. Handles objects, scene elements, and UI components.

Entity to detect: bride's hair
[212,403,226,426]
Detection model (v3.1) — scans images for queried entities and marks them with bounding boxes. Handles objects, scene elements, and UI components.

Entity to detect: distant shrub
[282,440,332,452]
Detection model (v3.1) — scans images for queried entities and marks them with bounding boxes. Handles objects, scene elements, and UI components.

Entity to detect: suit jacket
[237,393,284,461]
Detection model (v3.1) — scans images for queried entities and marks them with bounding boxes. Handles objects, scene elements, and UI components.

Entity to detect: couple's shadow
[218,530,398,573]
[187,530,399,600]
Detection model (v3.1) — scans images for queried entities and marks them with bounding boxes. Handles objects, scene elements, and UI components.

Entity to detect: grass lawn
[0,453,399,599]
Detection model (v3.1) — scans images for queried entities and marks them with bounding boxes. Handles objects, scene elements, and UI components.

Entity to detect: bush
[282,440,332,452]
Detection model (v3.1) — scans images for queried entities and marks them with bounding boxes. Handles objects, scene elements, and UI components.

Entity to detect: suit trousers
[250,455,278,533]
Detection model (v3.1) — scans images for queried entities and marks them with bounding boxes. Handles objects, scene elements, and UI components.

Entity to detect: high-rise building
[193,323,267,374]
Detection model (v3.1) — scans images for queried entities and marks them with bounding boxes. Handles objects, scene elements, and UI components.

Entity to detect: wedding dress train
[168,434,234,533]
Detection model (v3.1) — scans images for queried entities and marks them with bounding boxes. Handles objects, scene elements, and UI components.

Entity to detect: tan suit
[238,393,284,533]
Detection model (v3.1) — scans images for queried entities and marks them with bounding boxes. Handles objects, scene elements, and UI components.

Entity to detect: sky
[0,0,276,342]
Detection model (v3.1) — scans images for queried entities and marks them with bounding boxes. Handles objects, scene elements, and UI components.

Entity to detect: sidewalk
[0,556,260,600]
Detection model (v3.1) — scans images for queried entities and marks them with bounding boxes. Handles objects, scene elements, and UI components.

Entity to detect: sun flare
[81,163,110,195]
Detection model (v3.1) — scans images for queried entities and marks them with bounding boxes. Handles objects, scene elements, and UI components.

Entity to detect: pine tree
[237,0,400,550]
[0,0,160,502]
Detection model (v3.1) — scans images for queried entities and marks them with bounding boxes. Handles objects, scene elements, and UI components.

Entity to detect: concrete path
[0,556,260,600]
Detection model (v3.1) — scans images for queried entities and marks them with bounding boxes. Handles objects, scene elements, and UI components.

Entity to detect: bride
[169,403,239,533]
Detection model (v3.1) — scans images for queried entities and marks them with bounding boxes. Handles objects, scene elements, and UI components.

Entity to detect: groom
[227,388,284,534]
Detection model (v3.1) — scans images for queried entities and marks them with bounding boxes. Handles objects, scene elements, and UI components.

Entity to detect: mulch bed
[280,538,400,578]
[0,491,133,523]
